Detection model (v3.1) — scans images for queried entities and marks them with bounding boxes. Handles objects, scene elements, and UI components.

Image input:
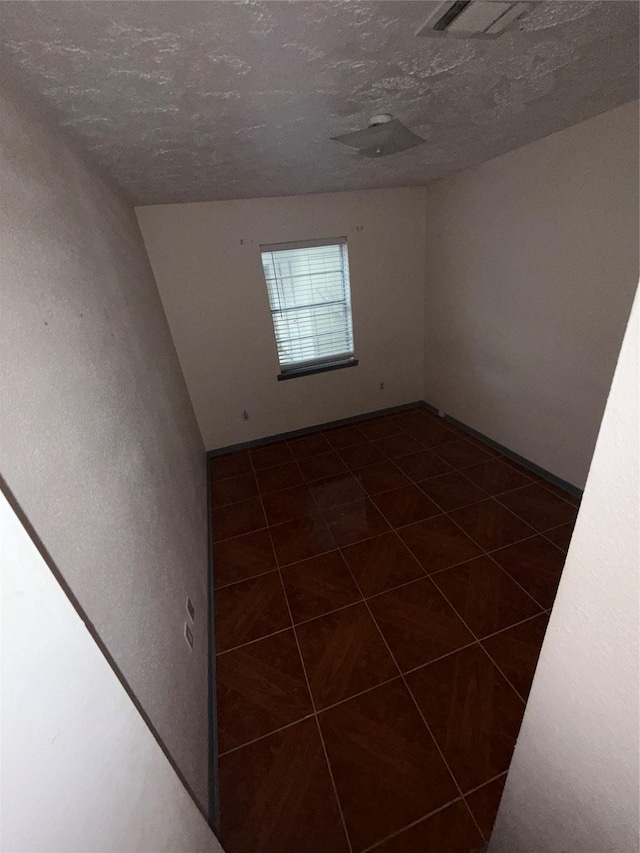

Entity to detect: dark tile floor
[211,406,579,853]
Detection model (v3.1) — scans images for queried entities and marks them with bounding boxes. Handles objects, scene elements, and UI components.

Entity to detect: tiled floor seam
[483,549,551,611]
[464,770,508,797]
[359,795,466,853]
[218,713,316,757]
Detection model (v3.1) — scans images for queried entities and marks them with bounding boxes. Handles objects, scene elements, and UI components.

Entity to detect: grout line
[360,795,465,852]
[493,491,577,534]
[218,714,316,757]
[216,625,292,656]
[476,609,548,643]
[484,549,552,610]
[214,566,280,592]
[317,674,403,714]
[443,502,538,557]
[464,770,509,797]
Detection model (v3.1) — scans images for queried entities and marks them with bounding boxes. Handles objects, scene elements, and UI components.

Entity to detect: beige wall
[1,492,223,853]
[136,188,426,450]
[0,91,210,810]
[488,282,639,853]
[423,101,639,488]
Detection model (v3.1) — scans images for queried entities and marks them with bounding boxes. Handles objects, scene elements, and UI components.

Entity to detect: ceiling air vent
[416,1,531,39]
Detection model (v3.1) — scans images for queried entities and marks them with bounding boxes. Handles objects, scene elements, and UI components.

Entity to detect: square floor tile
[255,461,304,494]
[281,551,361,623]
[374,433,426,459]
[341,532,425,597]
[308,473,367,511]
[213,497,267,541]
[270,515,336,566]
[210,452,252,482]
[296,603,398,708]
[358,417,401,440]
[319,679,457,852]
[262,483,317,526]
[215,571,291,652]
[432,556,541,638]
[251,441,294,470]
[434,439,494,470]
[498,483,578,531]
[324,424,366,449]
[323,498,390,546]
[287,433,332,460]
[211,472,259,508]
[450,499,535,551]
[407,645,525,792]
[371,484,441,527]
[395,450,454,481]
[544,522,575,552]
[399,515,482,573]
[491,535,566,608]
[353,460,412,495]
[466,774,507,840]
[214,529,276,588]
[403,419,459,449]
[298,451,348,482]
[374,800,483,853]
[389,407,428,427]
[368,578,473,671]
[219,718,349,853]
[338,441,387,470]
[482,612,549,699]
[418,470,488,512]
[216,630,313,753]
[463,458,533,495]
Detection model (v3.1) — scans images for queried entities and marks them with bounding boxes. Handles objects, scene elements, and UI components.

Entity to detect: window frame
[259,237,358,381]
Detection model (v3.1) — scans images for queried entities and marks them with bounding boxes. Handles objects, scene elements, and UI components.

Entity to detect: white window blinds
[260,237,354,374]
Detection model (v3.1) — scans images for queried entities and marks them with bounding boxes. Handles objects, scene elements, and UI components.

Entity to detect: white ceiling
[0,1,637,205]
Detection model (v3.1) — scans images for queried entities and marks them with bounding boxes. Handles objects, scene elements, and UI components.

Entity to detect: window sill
[277,358,359,381]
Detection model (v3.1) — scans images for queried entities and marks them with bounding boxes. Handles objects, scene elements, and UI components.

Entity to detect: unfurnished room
[1,2,639,853]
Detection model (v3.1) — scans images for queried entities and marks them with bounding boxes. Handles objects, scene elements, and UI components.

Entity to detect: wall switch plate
[184,622,194,650]
[186,596,195,622]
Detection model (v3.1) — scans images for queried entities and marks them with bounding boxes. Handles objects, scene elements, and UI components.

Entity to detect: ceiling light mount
[332,114,425,159]
[368,114,393,127]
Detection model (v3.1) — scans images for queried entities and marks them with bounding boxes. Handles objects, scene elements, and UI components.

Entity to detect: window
[260,237,357,380]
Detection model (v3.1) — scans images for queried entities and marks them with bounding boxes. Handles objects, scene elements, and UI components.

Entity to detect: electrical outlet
[379,382,385,390]
[242,410,249,421]
[184,622,194,650]
[186,596,195,622]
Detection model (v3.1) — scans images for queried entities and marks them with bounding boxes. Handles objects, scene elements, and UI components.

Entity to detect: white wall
[0,90,210,808]
[423,101,639,488]
[136,188,426,450]
[488,282,639,853]
[0,491,224,853]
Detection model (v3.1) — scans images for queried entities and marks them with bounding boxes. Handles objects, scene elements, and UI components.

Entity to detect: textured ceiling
[0,1,637,204]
